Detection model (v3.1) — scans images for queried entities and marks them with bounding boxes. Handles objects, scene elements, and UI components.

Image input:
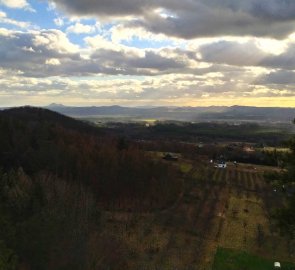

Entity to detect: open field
[97,160,295,270]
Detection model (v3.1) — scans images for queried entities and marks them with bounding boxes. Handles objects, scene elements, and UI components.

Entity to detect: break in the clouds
[0,0,295,107]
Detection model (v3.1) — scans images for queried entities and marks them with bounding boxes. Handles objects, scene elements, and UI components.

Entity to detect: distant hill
[46,103,66,108]
[1,106,102,135]
[46,104,295,123]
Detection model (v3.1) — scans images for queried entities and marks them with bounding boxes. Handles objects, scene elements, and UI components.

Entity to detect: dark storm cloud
[256,70,295,85]
[50,0,295,38]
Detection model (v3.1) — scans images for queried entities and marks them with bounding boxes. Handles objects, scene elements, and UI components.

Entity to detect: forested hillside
[0,107,180,270]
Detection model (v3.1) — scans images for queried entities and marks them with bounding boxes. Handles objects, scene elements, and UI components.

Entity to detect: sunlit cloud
[0,0,35,11]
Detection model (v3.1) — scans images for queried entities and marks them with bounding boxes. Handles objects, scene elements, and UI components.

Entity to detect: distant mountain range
[1,104,294,123]
[45,104,295,123]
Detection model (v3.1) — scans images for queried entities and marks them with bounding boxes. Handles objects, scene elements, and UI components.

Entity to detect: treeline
[102,122,291,145]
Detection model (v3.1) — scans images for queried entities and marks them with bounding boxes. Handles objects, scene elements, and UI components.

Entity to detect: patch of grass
[260,147,291,153]
[179,162,192,173]
[212,248,295,270]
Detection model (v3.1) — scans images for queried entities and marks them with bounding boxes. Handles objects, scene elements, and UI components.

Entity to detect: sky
[1,0,295,107]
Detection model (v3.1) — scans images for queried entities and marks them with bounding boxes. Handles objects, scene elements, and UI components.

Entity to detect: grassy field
[212,248,295,270]
[97,161,295,270]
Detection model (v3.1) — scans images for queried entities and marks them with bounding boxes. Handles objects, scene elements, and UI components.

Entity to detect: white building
[217,161,227,168]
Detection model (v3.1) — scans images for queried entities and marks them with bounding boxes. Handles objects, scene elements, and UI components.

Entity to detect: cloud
[2,28,294,81]
[0,0,35,11]
[0,22,294,106]
[0,29,201,77]
[66,22,99,34]
[193,38,295,71]
[4,27,293,80]
[49,0,295,39]
[54,17,64,27]
[110,24,171,44]
[45,58,61,65]
[0,29,81,76]
[0,64,293,107]
[198,40,270,67]
[256,70,295,85]
[260,43,295,69]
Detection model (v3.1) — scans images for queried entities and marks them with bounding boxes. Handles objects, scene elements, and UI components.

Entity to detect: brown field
[98,161,295,270]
